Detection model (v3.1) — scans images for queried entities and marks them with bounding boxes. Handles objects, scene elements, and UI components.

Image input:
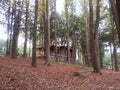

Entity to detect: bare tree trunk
[94,0,101,73]
[113,40,118,71]
[84,0,91,66]
[116,1,120,42]
[89,0,101,73]
[9,6,14,56]
[70,0,76,64]
[110,0,120,43]
[44,0,51,66]
[110,6,119,71]
[89,0,96,71]
[32,0,38,67]
[42,0,47,59]
[65,0,70,63]
[23,0,29,58]
[6,6,10,56]
[12,0,24,59]
[53,0,58,62]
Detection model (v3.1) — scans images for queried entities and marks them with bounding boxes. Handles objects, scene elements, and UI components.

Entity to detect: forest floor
[0,56,120,90]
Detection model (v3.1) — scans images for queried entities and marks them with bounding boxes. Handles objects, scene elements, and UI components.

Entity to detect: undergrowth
[56,62,93,70]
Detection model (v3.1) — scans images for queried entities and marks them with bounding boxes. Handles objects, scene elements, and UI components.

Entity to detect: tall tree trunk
[65,0,70,63]
[89,0,101,73]
[44,0,51,66]
[116,1,120,41]
[70,0,76,64]
[94,0,101,73]
[84,0,91,66]
[42,0,47,59]
[113,40,118,71]
[9,6,14,56]
[6,6,10,56]
[12,0,24,59]
[32,0,38,67]
[23,0,29,58]
[89,0,96,71]
[110,6,119,71]
[110,0,120,43]
[53,0,58,62]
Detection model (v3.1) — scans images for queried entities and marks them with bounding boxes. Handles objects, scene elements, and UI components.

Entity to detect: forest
[0,0,120,89]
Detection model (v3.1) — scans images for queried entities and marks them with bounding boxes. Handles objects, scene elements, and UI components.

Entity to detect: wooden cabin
[36,45,75,60]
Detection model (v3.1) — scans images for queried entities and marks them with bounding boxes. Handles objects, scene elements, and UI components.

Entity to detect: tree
[23,0,29,58]
[70,0,76,64]
[6,2,11,56]
[89,0,101,73]
[12,0,24,59]
[53,0,58,62]
[32,0,38,67]
[110,0,120,43]
[94,0,101,73]
[49,0,56,61]
[83,0,91,66]
[65,0,70,63]
[110,2,119,71]
[116,0,120,43]
[44,0,51,66]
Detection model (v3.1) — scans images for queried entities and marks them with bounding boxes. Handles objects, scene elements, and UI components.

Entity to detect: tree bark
[12,0,24,59]
[32,0,38,67]
[6,6,10,56]
[94,0,101,73]
[110,0,120,43]
[89,0,96,71]
[84,0,91,66]
[44,0,51,66]
[53,0,58,62]
[65,0,70,63]
[110,6,119,71]
[23,0,29,58]
[89,0,101,73]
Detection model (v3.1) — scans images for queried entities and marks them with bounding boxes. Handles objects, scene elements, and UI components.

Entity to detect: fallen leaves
[0,56,120,90]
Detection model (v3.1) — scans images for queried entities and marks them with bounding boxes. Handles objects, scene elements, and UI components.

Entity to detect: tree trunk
[32,0,38,67]
[89,0,101,73]
[113,40,118,71]
[44,0,51,66]
[65,0,70,63]
[23,0,29,58]
[94,0,101,73]
[84,0,91,66]
[110,6,119,71]
[116,0,120,43]
[9,6,14,56]
[110,0,120,43]
[12,0,24,59]
[89,0,96,71]
[42,0,47,60]
[70,0,76,64]
[6,6,10,56]
[53,0,58,62]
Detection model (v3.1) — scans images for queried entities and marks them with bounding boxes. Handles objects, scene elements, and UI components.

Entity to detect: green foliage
[0,39,6,56]
[103,54,111,66]
[18,43,24,55]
